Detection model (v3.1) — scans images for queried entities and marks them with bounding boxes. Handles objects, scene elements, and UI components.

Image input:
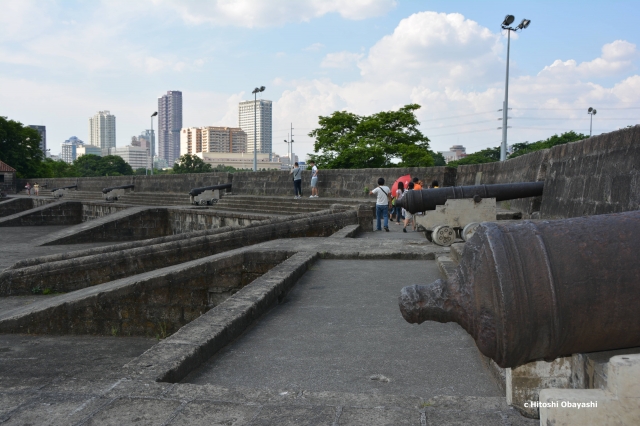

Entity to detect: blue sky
[2,0,639,160]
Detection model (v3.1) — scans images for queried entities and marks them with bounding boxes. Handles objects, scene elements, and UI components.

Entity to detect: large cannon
[399,210,640,368]
[394,182,544,245]
[102,184,134,201]
[51,185,77,198]
[189,183,232,206]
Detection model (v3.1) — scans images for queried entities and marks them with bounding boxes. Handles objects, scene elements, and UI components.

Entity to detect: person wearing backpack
[370,177,391,232]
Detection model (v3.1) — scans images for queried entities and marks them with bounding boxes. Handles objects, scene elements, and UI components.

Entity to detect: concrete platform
[0,226,116,271]
[184,259,501,399]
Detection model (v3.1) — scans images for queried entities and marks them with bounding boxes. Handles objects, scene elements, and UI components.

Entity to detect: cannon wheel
[462,222,480,242]
[199,199,208,206]
[432,225,456,247]
[210,198,218,205]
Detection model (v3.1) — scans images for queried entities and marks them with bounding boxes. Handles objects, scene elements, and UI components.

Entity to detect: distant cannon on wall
[102,184,134,202]
[51,185,77,198]
[394,182,544,246]
[189,183,232,206]
[399,210,640,368]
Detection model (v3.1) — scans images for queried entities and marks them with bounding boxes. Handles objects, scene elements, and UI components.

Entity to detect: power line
[422,119,497,130]
[421,111,495,122]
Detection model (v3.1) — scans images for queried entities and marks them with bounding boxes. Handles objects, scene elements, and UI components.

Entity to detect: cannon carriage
[395,182,544,246]
[189,183,232,206]
[102,184,134,202]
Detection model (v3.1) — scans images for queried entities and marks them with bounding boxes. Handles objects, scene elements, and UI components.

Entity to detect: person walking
[403,181,415,233]
[395,181,405,225]
[290,162,303,199]
[370,177,391,232]
[309,160,319,198]
[25,182,31,196]
[33,182,40,196]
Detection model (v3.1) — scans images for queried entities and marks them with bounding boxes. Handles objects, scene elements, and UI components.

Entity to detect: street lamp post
[500,15,531,161]
[252,86,265,172]
[284,123,294,167]
[150,111,157,175]
[588,107,597,137]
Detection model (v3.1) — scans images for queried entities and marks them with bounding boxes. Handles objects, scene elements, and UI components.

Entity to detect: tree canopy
[0,116,44,178]
[308,104,434,169]
[173,154,213,174]
[446,131,588,168]
[508,131,587,159]
[73,154,133,176]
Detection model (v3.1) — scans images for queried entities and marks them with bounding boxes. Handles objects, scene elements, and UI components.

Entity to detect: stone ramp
[0,200,81,227]
[33,206,151,246]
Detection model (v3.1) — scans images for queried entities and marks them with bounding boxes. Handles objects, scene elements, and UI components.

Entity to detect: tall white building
[180,127,247,156]
[158,91,182,165]
[61,136,85,164]
[88,111,116,150]
[238,99,272,157]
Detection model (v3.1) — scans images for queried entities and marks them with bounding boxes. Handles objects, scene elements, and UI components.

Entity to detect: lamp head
[252,87,259,94]
[517,19,531,29]
[151,111,158,117]
[593,109,597,115]
[502,15,515,27]
[259,86,266,92]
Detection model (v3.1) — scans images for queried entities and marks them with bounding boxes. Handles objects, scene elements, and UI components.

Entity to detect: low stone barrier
[0,209,359,295]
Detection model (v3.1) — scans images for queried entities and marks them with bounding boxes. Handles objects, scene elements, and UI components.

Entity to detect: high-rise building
[104,146,149,170]
[158,91,182,165]
[180,127,247,156]
[28,125,46,156]
[61,136,85,163]
[238,99,272,157]
[88,111,116,149]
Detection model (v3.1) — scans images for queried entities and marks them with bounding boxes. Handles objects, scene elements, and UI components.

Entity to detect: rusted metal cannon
[102,184,134,201]
[394,182,544,214]
[189,183,232,205]
[399,210,640,368]
[394,182,543,246]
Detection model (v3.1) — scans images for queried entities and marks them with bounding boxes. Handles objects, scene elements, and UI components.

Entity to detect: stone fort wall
[18,125,639,219]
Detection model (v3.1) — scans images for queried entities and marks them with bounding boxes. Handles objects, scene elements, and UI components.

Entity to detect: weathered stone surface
[0,197,55,217]
[0,209,359,295]
[0,201,82,226]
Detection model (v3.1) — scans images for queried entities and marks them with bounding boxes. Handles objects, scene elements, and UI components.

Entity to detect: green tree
[508,131,587,159]
[73,154,133,177]
[0,116,44,178]
[37,158,79,178]
[432,152,447,166]
[308,104,433,169]
[173,154,212,174]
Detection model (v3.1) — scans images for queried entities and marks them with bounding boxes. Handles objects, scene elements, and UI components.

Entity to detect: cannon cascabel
[399,210,640,369]
[394,181,544,214]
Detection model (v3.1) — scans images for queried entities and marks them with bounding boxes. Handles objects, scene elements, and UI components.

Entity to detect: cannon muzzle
[399,210,640,368]
[395,182,544,214]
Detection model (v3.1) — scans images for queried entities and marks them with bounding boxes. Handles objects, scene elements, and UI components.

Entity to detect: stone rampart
[0,197,55,218]
[455,125,640,218]
[0,201,83,226]
[231,167,456,198]
[17,172,231,194]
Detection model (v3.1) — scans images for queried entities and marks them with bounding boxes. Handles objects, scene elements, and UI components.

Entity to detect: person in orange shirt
[412,177,422,191]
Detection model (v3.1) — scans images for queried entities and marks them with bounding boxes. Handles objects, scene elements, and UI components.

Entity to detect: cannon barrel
[102,184,134,194]
[395,182,544,214]
[189,183,232,197]
[399,210,640,368]
[50,185,77,191]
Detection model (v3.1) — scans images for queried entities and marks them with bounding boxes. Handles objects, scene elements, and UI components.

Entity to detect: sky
[2,0,639,161]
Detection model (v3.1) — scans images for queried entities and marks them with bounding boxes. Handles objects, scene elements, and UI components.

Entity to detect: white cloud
[321,51,364,68]
[156,0,397,28]
[269,12,640,155]
[304,43,325,52]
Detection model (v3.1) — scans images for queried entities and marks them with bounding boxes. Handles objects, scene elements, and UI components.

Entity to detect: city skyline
[3,1,639,162]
